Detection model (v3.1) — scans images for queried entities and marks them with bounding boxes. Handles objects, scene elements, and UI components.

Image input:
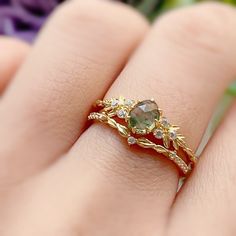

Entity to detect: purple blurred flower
[0,0,64,43]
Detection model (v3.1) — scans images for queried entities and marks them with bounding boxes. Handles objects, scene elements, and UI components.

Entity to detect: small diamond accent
[169,129,177,140]
[169,152,177,160]
[153,129,163,139]
[127,136,136,145]
[111,99,119,107]
[125,99,133,106]
[161,117,169,127]
[117,109,127,118]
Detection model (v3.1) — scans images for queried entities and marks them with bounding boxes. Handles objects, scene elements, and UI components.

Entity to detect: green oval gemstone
[128,100,160,132]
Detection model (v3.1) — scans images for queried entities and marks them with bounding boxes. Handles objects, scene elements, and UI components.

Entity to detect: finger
[0,37,29,93]
[12,3,236,235]
[0,0,148,184]
[168,101,236,236]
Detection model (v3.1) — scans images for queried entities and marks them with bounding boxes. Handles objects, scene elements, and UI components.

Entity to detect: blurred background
[0,0,235,153]
[0,0,236,43]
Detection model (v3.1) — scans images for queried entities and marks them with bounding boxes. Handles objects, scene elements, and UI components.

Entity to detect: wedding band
[88,96,197,175]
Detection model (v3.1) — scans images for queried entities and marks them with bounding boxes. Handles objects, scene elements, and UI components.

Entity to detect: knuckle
[50,0,148,37]
[154,3,236,53]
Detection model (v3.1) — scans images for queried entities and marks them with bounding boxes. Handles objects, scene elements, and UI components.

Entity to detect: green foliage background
[122,0,236,21]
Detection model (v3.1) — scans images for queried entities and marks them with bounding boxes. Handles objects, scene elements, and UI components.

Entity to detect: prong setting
[89,97,196,175]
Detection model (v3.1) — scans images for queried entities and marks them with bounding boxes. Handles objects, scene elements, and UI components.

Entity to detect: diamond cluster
[153,117,177,141]
[110,98,134,119]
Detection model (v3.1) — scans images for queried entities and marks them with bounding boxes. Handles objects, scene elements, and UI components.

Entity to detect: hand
[0,1,236,235]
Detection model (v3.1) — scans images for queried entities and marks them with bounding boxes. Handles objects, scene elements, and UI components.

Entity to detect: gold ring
[88,96,197,175]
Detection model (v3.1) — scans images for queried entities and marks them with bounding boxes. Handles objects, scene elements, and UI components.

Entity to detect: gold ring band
[88,96,197,175]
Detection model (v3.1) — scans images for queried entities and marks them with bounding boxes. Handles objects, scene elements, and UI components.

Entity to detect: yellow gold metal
[88,97,197,175]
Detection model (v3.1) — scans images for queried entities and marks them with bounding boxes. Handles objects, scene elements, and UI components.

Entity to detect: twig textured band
[88,97,197,175]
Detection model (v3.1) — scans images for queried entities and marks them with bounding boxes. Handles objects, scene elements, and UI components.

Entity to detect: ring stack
[88,96,197,175]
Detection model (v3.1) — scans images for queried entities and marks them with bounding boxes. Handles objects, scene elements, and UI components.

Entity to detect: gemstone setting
[127,136,136,145]
[117,109,127,118]
[111,99,119,108]
[128,100,160,134]
[124,99,134,106]
[169,129,177,140]
[154,129,163,139]
[160,117,169,127]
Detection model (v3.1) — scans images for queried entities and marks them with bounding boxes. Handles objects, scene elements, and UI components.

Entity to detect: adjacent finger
[0,37,29,93]
[0,0,148,185]
[169,101,236,236]
[12,3,236,235]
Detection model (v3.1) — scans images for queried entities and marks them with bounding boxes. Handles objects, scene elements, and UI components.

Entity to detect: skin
[0,0,236,235]
[0,37,29,93]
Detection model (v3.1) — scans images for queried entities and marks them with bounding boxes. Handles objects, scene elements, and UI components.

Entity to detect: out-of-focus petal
[11,30,37,42]
[0,0,9,5]
[0,0,62,42]
[0,6,44,27]
[19,0,59,12]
